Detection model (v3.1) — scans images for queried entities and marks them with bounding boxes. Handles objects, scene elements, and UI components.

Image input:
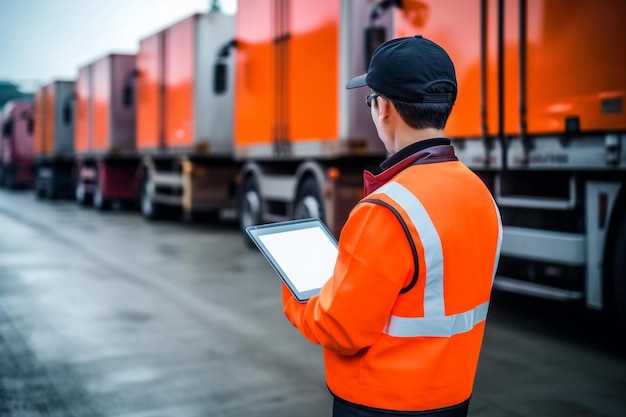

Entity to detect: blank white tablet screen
[258,226,338,292]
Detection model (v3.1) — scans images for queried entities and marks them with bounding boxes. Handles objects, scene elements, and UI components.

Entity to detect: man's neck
[394,127,446,152]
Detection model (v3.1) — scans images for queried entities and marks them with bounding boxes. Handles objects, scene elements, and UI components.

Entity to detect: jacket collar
[363,138,457,196]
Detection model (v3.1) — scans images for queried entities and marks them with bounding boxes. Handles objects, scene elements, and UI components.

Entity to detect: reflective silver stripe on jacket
[384,301,491,337]
[374,182,502,338]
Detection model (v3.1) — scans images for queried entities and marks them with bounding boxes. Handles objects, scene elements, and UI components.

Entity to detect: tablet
[246,218,339,302]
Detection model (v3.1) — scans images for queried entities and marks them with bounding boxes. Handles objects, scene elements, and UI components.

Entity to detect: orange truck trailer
[33,80,75,199]
[0,99,35,188]
[227,0,625,322]
[73,53,138,210]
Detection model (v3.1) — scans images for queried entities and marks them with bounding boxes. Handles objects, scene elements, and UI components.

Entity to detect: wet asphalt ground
[0,188,625,417]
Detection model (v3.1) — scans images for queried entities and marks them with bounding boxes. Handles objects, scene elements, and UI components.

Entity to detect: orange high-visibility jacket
[282,140,503,412]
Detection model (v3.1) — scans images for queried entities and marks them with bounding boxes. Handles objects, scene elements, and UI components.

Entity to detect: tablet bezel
[246,218,338,302]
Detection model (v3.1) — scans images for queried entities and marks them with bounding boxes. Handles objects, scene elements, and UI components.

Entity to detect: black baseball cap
[346,35,457,104]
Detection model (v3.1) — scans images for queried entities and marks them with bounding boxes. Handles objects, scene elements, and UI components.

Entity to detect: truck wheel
[4,169,16,189]
[610,208,626,327]
[46,172,57,200]
[35,175,45,199]
[239,177,262,245]
[75,181,90,206]
[140,176,160,220]
[294,177,324,221]
[92,180,109,211]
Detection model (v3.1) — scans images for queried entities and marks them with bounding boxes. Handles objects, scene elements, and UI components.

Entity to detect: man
[282,35,502,417]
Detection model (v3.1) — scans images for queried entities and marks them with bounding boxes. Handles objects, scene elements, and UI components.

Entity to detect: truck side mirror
[1,119,13,138]
[27,117,35,135]
[63,101,73,125]
[364,26,386,69]
[122,68,139,107]
[123,84,134,107]
[214,61,228,94]
[62,93,75,126]
[213,39,237,95]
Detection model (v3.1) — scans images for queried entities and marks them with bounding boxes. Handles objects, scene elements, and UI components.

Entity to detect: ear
[376,96,392,123]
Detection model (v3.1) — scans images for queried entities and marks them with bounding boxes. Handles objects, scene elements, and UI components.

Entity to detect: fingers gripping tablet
[246,218,338,302]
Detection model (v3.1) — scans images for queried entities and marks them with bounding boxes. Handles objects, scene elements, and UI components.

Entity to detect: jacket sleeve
[282,201,415,356]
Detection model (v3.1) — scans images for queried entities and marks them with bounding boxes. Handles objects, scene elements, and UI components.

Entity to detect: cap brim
[345,73,368,89]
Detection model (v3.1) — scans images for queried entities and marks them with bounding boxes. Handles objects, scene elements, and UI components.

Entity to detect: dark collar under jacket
[363,138,458,195]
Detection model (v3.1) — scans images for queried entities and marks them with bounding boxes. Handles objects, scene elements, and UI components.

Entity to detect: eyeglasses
[366,93,380,107]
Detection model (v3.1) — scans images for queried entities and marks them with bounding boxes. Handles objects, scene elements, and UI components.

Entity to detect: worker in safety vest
[282,35,503,417]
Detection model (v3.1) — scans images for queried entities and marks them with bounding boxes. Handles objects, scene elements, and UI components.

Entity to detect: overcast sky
[0,0,236,92]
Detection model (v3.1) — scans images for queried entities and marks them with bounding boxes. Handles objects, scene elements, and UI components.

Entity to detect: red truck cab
[1,99,35,188]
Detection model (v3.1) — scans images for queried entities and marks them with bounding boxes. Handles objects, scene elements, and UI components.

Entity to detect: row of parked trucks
[1,0,625,325]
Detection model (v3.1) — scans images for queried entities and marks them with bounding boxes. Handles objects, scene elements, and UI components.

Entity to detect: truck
[132,6,384,228]
[132,12,241,222]
[73,53,138,210]
[0,99,35,188]
[388,0,626,323]
[225,0,625,323]
[33,80,75,199]
[229,0,390,237]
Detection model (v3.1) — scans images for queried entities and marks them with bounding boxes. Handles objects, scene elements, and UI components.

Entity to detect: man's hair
[387,82,456,130]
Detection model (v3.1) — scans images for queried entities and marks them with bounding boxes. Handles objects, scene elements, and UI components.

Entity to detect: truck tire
[6,170,15,189]
[140,176,162,220]
[294,177,324,221]
[5,172,16,189]
[46,171,57,200]
[35,174,46,199]
[92,180,109,211]
[75,181,90,206]
[611,207,626,327]
[239,176,262,245]
[2,166,16,189]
